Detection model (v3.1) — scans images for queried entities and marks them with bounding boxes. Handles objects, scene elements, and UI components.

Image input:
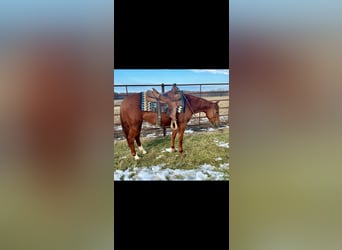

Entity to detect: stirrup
[171,120,178,130]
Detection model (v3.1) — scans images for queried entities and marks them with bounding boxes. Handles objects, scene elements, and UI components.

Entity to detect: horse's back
[120,93,140,109]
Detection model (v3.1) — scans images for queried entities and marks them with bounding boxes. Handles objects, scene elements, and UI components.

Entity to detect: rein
[183,94,194,115]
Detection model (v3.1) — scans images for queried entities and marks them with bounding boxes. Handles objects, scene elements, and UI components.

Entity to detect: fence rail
[114,83,229,139]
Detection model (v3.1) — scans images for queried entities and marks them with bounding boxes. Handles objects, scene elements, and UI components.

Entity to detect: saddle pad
[140,91,185,113]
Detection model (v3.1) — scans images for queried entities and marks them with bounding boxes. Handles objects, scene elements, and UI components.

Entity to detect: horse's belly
[142,112,172,126]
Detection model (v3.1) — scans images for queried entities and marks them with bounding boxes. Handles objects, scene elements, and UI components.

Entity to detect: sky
[114,69,229,93]
[230,0,342,31]
[0,0,113,32]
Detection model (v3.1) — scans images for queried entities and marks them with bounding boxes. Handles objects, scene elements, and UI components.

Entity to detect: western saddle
[145,84,183,130]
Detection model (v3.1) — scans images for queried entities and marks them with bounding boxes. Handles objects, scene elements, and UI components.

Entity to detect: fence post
[161,83,166,137]
[199,84,202,126]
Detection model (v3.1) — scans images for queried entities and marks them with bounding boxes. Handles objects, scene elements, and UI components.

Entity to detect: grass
[114,128,229,178]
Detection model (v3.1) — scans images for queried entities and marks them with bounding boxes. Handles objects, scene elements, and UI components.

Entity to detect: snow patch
[146,133,157,138]
[220,163,229,169]
[161,148,174,153]
[114,163,228,181]
[217,142,229,148]
[214,138,229,148]
[142,123,159,129]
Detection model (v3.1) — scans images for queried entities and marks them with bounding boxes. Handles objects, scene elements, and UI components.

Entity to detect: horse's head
[206,101,220,127]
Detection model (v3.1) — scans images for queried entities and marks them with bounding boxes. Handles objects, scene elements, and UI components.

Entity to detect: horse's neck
[188,95,210,114]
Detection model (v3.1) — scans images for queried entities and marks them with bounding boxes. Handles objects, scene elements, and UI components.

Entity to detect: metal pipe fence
[114,83,229,139]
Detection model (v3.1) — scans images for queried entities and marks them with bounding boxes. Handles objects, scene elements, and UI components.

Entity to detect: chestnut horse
[120,93,220,160]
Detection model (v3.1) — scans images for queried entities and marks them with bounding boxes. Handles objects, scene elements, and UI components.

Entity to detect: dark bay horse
[120,93,220,160]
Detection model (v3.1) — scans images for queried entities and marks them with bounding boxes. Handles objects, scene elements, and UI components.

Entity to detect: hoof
[134,154,140,160]
[138,146,147,154]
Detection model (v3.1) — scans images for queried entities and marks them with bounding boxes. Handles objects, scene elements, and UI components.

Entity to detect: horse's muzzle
[211,121,220,128]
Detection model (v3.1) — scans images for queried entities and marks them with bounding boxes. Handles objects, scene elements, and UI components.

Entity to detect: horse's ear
[215,100,220,104]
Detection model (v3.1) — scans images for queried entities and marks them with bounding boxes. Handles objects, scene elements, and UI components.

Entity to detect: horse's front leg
[170,129,178,152]
[178,126,186,154]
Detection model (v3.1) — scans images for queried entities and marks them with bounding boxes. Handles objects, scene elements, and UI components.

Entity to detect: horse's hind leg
[135,122,147,154]
[127,128,140,160]
[136,137,147,154]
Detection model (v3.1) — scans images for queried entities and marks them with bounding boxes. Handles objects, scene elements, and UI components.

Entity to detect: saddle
[145,84,183,130]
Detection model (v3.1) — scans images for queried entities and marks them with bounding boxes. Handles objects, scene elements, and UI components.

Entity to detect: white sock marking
[138,146,147,154]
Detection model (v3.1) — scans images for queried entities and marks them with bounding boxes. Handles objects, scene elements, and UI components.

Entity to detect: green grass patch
[114,128,229,177]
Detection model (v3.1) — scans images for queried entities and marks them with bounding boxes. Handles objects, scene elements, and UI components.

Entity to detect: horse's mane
[184,93,213,110]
